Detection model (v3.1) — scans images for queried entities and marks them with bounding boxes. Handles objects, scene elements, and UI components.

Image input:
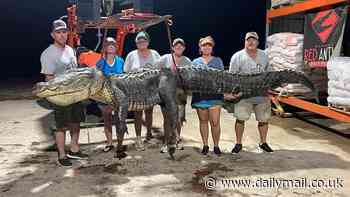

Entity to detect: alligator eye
[48,86,58,91]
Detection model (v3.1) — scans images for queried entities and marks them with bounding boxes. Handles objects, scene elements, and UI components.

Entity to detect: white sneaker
[160,145,168,153]
[135,137,145,151]
[176,141,184,150]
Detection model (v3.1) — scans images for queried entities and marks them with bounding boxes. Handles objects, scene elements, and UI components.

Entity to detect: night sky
[0,0,266,80]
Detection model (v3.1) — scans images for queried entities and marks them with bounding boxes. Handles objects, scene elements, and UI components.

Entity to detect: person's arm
[225,53,242,100]
[119,57,125,73]
[229,53,240,74]
[96,59,103,70]
[153,50,161,60]
[217,57,224,70]
[192,58,200,66]
[123,52,132,73]
[40,51,55,82]
[184,57,192,66]
[154,55,167,68]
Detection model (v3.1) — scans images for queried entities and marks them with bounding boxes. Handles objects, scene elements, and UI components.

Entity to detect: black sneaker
[114,150,128,160]
[145,132,154,141]
[259,143,274,153]
[201,145,209,155]
[67,150,89,160]
[231,144,242,154]
[57,157,72,167]
[213,146,221,156]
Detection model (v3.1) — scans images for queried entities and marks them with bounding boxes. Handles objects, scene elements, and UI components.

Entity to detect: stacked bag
[327,57,350,106]
[266,33,311,93]
[271,0,305,8]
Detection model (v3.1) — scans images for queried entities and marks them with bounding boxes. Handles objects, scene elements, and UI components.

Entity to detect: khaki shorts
[234,99,271,122]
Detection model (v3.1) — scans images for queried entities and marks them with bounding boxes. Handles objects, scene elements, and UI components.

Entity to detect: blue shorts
[192,100,223,109]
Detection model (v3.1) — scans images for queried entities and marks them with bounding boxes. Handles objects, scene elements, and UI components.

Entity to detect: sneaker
[114,150,128,160]
[213,146,221,156]
[231,144,242,154]
[145,132,154,141]
[67,150,89,160]
[57,157,72,167]
[103,145,114,152]
[176,141,184,150]
[135,137,145,151]
[259,143,274,153]
[160,144,168,153]
[201,145,209,155]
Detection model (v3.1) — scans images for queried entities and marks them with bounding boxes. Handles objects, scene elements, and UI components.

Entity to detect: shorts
[192,100,223,109]
[54,102,86,129]
[234,99,271,122]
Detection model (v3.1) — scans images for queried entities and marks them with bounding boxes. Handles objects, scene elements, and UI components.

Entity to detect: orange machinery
[66,5,171,64]
[267,0,350,123]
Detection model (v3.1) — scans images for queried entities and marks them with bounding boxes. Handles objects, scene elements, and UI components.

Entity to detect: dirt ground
[1,98,350,197]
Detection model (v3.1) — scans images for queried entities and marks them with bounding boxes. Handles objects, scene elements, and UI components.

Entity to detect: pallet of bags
[271,0,305,8]
[266,32,312,94]
[327,57,350,112]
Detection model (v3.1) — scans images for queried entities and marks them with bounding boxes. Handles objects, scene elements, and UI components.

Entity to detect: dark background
[0,0,266,81]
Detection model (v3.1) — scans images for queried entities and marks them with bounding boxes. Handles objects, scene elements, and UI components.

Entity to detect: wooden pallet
[329,103,350,115]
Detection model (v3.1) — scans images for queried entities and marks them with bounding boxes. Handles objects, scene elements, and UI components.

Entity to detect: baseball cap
[105,37,116,44]
[245,32,259,40]
[135,31,150,42]
[52,19,68,32]
[199,36,215,46]
[172,38,185,46]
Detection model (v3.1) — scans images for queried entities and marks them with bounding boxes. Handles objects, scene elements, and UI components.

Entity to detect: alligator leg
[111,87,129,160]
[159,74,178,159]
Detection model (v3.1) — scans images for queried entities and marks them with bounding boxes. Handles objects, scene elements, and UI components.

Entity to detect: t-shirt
[157,54,192,69]
[229,49,272,104]
[96,56,124,76]
[191,57,224,104]
[40,44,77,76]
[124,49,161,72]
[157,54,192,104]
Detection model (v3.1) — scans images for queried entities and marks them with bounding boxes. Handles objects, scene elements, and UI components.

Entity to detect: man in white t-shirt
[124,31,160,151]
[226,32,274,154]
[40,20,88,167]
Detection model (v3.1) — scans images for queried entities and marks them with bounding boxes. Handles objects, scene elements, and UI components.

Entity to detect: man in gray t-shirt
[226,32,274,154]
[40,20,87,167]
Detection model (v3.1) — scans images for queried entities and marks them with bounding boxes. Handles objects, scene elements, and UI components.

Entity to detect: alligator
[33,66,314,159]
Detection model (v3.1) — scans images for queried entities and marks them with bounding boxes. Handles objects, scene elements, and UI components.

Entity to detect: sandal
[103,145,114,152]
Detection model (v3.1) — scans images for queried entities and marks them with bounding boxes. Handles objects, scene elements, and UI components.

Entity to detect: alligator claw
[168,146,176,160]
[114,150,128,160]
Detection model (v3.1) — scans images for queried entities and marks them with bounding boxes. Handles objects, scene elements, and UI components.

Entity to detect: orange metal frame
[270,95,350,123]
[267,0,350,122]
[267,0,349,22]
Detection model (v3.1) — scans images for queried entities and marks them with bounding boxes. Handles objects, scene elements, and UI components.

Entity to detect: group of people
[40,19,274,167]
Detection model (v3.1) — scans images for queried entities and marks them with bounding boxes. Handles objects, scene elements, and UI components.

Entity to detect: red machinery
[66,5,172,57]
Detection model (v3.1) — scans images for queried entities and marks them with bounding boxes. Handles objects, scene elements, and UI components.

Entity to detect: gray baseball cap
[135,31,150,42]
[52,19,68,32]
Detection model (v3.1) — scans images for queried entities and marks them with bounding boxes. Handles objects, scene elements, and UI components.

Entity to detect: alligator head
[33,68,104,106]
